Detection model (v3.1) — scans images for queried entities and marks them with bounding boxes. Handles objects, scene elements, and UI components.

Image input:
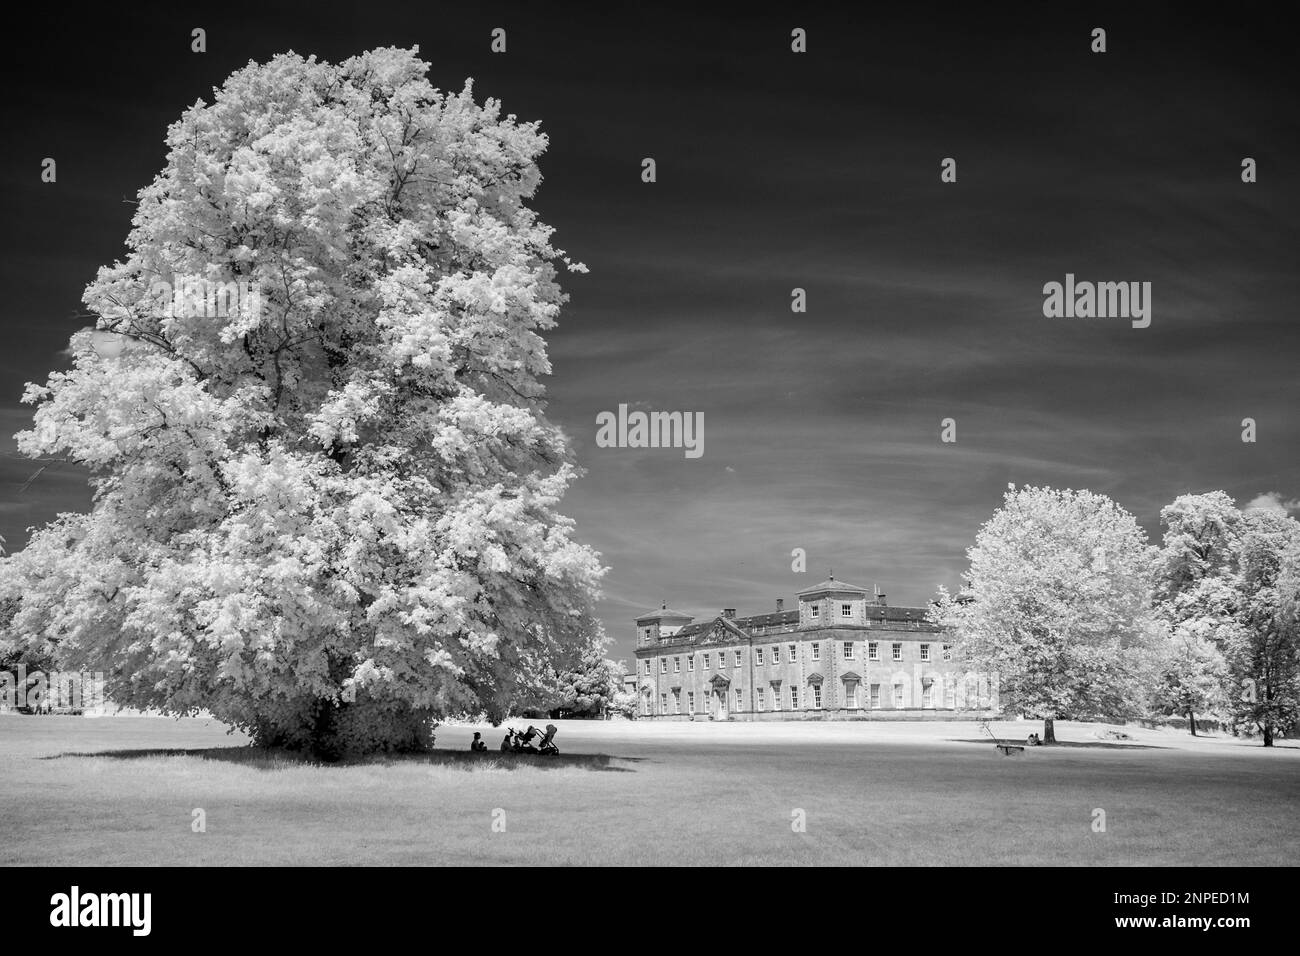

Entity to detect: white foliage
[1,48,602,754]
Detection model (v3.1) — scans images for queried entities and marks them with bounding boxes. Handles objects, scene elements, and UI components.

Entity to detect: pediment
[708,673,732,688]
[700,616,750,644]
[806,672,824,685]
[839,671,862,683]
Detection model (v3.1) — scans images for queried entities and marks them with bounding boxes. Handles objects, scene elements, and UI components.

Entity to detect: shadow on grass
[41,747,643,772]
[948,738,1168,750]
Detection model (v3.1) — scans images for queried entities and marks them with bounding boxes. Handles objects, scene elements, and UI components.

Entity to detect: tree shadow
[948,738,1169,750]
[41,746,644,772]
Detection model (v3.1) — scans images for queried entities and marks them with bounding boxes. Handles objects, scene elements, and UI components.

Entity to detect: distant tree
[551,649,624,719]
[608,666,640,719]
[1151,492,1241,733]
[1149,631,1227,735]
[1224,510,1300,746]
[1,48,604,757]
[932,485,1160,744]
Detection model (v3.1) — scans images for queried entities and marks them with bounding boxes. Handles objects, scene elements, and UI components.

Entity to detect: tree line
[931,486,1300,746]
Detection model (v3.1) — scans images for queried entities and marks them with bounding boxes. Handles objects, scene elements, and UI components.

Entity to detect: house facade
[632,576,998,720]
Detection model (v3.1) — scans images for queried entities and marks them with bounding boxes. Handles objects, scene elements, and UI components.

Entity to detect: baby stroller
[536,723,560,756]
[512,725,541,753]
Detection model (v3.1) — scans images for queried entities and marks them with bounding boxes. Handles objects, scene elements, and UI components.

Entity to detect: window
[810,604,820,619]
[841,603,852,618]
[673,657,681,673]
[869,684,881,709]
[703,653,710,668]
[942,643,953,662]
[688,655,695,672]
[672,690,680,714]
[945,684,956,709]
[812,642,821,662]
[688,691,695,713]
[787,644,797,661]
[891,642,902,661]
[660,693,668,713]
[868,642,879,661]
[922,684,934,708]
[893,684,904,708]
[734,689,742,710]
[643,627,652,642]
[920,644,930,662]
[772,646,781,664]
[845,683,858,707]
[790,686,799,709]
[757,687,766,710]
[842,641,854,660]
[756,647,764,666]
[812,684,822,709]
[660,658,668,674]
[733,651,741,667]
[771,686,781,710]
[643,659,651,675]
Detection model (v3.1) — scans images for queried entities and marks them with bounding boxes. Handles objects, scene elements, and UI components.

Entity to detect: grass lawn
[1,715,1296,865]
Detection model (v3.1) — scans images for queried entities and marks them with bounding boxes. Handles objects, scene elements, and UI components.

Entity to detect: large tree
[1224,510,1300,746]
[0,48,604,757]
[932,485,1160,743]
[1150,492,1240,734]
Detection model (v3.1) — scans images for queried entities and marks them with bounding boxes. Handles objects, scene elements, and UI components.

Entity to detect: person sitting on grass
[500,730,513,751]
[1027,733,1041,746]
[470,732,487,752]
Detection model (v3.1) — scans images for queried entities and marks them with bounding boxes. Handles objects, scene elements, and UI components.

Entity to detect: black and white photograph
[0,0,1293,933]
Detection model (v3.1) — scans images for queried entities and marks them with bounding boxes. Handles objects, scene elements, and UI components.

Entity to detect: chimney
[776,598,784,612]
[723,608,736,620]
[877,593,887,607]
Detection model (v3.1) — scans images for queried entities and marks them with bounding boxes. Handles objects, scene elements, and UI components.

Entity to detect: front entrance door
[716,688,728,720]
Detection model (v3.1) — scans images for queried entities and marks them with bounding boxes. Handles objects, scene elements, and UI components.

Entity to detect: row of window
[805,603,925,622]
[650,680,977,715]
[807,603,858,620]
[645,643,952,675]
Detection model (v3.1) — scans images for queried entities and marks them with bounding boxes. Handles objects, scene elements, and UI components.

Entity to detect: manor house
[633,576,997,720]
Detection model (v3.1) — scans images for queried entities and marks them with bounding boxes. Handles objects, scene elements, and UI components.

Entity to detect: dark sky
[2,2,1297,662]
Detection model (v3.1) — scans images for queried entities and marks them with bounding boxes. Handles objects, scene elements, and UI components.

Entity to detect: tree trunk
[1264,723,1273,747]
[1187,708,1197,736]
[1043,717,1056,744]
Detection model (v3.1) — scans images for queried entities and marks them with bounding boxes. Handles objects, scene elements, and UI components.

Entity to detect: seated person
[1027,732,1041,745]
[470,732,487,752]
[500,731,513,751]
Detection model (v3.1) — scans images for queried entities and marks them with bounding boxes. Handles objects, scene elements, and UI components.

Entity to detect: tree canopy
[0,48,604,756]
[932,485,1160,741]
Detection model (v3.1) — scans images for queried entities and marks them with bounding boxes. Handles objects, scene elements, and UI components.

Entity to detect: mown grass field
[1,715,1296,865]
